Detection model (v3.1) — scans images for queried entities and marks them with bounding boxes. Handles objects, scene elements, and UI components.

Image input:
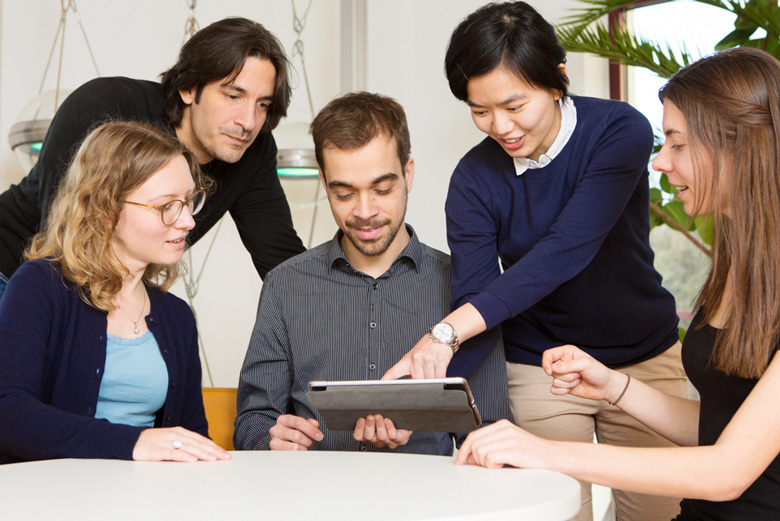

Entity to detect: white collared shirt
[513,97,577,176]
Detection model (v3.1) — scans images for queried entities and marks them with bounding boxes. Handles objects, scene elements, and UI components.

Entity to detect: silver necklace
[117,289,148,334]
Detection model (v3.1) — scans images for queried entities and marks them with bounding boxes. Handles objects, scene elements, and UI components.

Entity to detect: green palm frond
[558,0,641,31]
[559,0,780,63]
[700,0,780,36]
[557,21,693,78]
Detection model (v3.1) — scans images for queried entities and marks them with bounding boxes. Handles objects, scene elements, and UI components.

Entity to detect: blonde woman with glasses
[0,121,229,464]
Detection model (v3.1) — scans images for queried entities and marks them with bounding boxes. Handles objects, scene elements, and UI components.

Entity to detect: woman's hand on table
[455,419,553,469]
[132,426,231,462]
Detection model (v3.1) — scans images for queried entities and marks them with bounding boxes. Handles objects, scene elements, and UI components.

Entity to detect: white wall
[366,0,609,255]
[0,0,608,387]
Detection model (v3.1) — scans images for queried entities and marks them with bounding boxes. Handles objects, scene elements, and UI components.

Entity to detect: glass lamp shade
[274,121,319,179]
[9,89,71,172]
[277,148,319,178]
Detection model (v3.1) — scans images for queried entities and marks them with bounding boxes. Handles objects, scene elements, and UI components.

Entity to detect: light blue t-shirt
[94,331,168,427]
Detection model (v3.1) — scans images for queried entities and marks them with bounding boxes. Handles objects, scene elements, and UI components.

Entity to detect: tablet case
[306,377,482,433]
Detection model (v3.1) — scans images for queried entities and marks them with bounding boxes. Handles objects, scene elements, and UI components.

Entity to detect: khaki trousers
[507,342,687,521]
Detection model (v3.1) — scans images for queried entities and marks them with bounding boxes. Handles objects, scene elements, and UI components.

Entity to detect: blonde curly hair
[26,120,212,311]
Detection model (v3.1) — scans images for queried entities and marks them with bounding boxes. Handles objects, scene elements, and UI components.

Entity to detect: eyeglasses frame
[122,186,208,226]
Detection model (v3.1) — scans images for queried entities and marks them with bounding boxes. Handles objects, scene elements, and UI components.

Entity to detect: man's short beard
[341,185,408,258]
[344,218,403,257]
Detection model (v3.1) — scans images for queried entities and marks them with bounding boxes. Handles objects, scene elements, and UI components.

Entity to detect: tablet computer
[306,377,482,433]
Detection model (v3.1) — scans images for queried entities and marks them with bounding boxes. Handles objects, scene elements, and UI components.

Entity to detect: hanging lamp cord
[39,0,100,109]
[290,0,322,248]
[291,0,316,121]
[182,0,200,45]
[176,0,217,387]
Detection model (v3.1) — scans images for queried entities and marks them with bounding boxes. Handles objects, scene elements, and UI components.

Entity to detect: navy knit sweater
[446,96,678,376]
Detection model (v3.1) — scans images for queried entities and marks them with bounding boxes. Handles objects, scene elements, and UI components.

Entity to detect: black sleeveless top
[674,311,780,520]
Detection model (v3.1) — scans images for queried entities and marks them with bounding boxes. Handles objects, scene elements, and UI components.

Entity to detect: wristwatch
[430,322,460,353]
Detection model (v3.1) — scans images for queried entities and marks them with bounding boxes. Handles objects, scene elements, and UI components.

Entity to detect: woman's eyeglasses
[123,187,207,226]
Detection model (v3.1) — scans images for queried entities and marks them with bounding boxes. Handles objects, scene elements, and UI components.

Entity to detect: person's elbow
[703,469,758,502]
[705,482,748,502]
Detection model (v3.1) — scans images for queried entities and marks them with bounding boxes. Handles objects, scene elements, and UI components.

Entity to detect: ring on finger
[172,439,184,449]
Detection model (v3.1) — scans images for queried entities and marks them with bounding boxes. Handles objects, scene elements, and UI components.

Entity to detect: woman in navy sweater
[385,3,684,519]
[457,46,780,521]
[0,121,229,463]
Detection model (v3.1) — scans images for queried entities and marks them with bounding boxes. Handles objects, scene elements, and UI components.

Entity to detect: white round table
[0,451,580,520]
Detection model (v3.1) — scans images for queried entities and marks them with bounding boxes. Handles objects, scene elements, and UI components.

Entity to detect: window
[627,1,736,322]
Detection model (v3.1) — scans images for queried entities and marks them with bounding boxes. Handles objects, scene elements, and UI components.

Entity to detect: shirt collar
[513,96,577,176]
[327,224,422,275]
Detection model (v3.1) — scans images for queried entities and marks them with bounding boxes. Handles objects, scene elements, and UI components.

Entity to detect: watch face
[433,323,454,342]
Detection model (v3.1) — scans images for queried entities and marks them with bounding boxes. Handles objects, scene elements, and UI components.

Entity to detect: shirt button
[360,443,367,452]
[369,363,376,371]
[171,381,176,388]
[166,415,172,423]
[372,283,378,290]
[149,317,155,324]
[370,322,376,329]
[163,349,168,354]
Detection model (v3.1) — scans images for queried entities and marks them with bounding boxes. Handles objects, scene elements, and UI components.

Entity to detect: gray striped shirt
[234,227,510,454]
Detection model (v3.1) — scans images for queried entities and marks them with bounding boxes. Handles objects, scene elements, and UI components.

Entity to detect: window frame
[608,0,672,100]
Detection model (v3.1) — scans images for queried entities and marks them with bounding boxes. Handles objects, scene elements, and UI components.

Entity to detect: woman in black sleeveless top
[455,47,780,520]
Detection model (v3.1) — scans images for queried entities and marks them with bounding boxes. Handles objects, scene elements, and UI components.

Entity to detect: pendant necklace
[117,289,148,334]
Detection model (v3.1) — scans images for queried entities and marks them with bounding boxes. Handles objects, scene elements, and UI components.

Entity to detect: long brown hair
[660,47,780,378]
[26,121,212,311]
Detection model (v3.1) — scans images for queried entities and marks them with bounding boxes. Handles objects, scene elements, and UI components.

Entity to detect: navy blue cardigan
[0,259,208,463]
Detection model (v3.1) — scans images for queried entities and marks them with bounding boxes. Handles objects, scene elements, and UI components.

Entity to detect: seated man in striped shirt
[234,92,510,454]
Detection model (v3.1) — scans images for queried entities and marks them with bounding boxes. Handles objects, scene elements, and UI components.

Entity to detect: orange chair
[201,388,237,451]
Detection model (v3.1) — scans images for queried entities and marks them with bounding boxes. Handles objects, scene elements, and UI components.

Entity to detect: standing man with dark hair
[0,17,305,283]
[234,92,510,454]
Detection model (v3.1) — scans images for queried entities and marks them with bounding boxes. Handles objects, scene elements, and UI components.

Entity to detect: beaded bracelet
[608,374,631,407]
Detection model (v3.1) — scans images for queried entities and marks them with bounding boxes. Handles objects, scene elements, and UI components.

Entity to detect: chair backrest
[201,387,237,451]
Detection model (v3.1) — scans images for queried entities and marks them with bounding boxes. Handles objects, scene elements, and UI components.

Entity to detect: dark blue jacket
[0,259,208,463]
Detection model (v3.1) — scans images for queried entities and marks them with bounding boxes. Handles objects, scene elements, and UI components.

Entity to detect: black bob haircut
[445,2,569,102]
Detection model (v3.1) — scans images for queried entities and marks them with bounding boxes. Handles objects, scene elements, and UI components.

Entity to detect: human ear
[554,64,568,101]
[404,158,415,193]
[178,88,195,106]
